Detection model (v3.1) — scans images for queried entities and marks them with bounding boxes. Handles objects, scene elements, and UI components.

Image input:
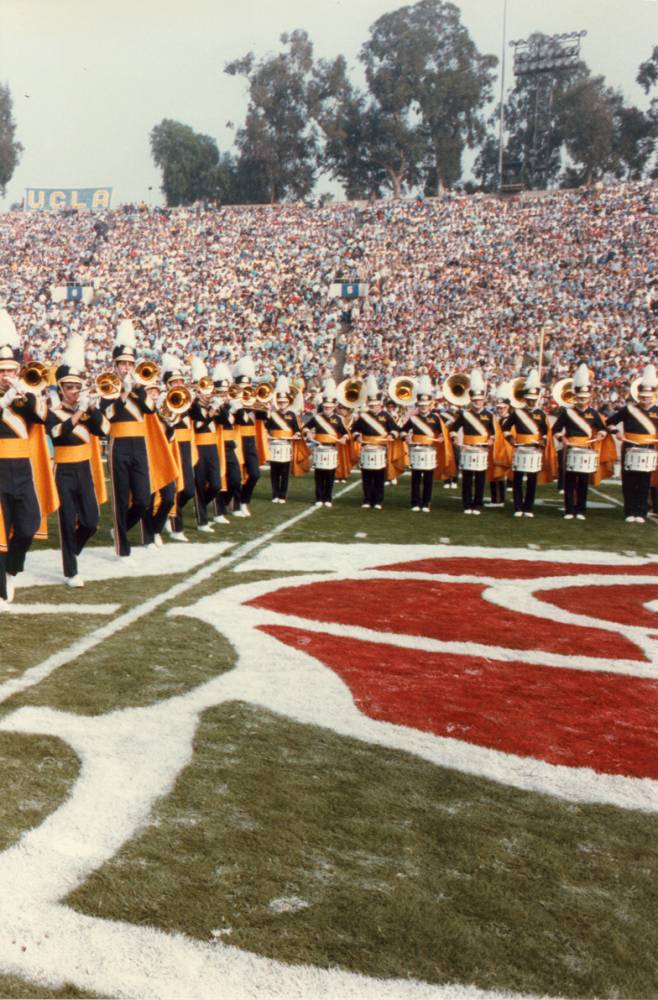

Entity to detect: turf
[67,702,658,1000]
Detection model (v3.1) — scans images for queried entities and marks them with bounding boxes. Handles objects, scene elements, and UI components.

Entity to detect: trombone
[95,371,123,400]
[134,360,160,386]
[160,384,193,421]
[19,361,49,394]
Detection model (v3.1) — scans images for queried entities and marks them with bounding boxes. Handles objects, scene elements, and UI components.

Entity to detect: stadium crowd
[0,179,656,410]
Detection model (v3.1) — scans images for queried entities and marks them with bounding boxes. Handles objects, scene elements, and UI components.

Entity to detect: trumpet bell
[337,378,367,409]
[255,381,273,403]
[164,385,193,416]
[388,376,416,407]
[134,360,160,386]
[20,361,49,393]
[443,372,471,408]
[197,375,215,394]
[552,377,575,408]
[95,371,122,400]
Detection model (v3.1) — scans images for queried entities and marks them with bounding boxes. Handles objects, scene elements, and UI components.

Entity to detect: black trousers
[55,462,99,578]
[512,472,538,513]
[0,457,41,599]
[314,469,336,502]
[142,481,176,545]
[270,461,291,500]
[194,444,221,525]
[411,470,433,508]
[564,471,588,515]
[462,469,486,510]
[108,437,152,556]
[490,478,506,503]
[215,447,242,515]
[622,469,651,518]
[557,449,565,492]
[170,440,196,533]
[240,441,260,505]
[361,469,386,507]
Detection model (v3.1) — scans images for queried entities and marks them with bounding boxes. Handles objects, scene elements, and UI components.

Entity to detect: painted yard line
[0,603,120,616]
[0,484,360,708]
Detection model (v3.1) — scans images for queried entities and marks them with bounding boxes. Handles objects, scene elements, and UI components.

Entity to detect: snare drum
[565,446,598,474]
[410,445,437,471]
[624,447,658,473]
[460,445,489,472]
[512,445,543,474]
[312,445,338,471]
[360,445,387,471]
[268,439,292,463]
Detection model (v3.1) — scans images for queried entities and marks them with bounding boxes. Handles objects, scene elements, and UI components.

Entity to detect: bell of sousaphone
[552,377,575,408]
[337,378,367,409]
[508,376,528,409]
[388,376,416,407]
[442,372,471,407]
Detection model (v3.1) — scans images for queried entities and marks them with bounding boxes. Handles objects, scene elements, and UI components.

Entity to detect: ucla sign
[24,187,113,211]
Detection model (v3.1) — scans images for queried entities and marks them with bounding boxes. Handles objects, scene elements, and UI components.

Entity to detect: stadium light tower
[503,29,586,190]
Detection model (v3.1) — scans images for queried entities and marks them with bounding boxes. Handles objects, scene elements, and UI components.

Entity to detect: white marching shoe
[169,531,189,542]
[197,524,214,533]
[213,515,229,524]
[153,533,163,547]
[5,575,16,603]
[242,505,251,517]
[116,554,136,566]
[66,575,85,588]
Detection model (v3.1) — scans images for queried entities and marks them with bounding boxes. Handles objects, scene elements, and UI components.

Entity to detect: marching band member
[101,321,176,562]
[400,375,455,512]
[190,357,222,532]
[212,363,244,520]
[140,382,177,549]
[351,376,399,510]
[232,357,262,517]
[48,334,109,586]
[265,376,307,503]
[0,310,57,605]
[502,371,554,518]
[163,353,198,542]
[448,369,498,516]
[606,364,658,523]
[489,385,510,508]
[304,378,349,507]
[551,364,614,521]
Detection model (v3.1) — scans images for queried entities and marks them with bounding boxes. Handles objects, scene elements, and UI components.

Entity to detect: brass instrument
[161,384,193,420]
[228,383,242,399]
[197,375,215,394]
[19,361,49,393]
[388,375,416,407]
[442,372,471,408]
[336,378,367,409]
[552,377,575,408]
[255,381,273,404]
[95,371,123,400]
[134,360,160,386]
[508,376,528,410]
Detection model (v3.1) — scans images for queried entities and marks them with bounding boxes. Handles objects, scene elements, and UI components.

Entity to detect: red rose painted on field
[242,553,658,782]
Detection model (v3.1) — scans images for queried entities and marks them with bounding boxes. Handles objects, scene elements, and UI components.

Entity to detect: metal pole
[497,0,508,191]
[538,328,546,379]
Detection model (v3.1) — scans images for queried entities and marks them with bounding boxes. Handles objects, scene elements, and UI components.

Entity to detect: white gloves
[0,383,18,409]
[78,392,91,413]
[122,373,135,392]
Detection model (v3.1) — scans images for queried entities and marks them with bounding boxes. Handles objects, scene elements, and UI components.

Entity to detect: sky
[0,0,655,208]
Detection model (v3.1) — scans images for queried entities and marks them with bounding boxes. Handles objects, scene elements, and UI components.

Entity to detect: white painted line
[1,603,120,616]
[0,484,360,707]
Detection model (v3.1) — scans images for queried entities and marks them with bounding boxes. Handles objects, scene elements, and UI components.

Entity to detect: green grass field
[0,470,656,1000]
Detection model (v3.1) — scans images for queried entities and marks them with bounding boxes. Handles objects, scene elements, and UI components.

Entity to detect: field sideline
[0,471,656,1000]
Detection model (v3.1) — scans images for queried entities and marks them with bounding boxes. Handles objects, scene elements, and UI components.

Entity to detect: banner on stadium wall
[50,285,95,305]
[329,282,369,299]
[24,187,112,211]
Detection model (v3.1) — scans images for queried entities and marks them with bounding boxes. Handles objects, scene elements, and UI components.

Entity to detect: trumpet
[95,371,123,400]
[19,361,49,394]
[134,360,160,386]
[161,384,193,420]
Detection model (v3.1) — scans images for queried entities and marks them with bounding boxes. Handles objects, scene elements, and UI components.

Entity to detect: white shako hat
[416,374,433,401]
[112,319,137,364]
[212,362,231,388]
[322,377,337,402]
[275,374,291,400]
[162,352,184,385]
[366,374,380,401]
[573,363,592,397]
[233,356,255,386]
[56,333,86,385]
[0,309,21,369]
[470,368,486,399]
[190,357,208,383]
[631,363,658,402]
[523,369,541,396]
[496,381,510,403]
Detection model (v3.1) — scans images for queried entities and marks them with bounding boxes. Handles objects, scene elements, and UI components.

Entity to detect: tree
[0,84,22,197]
[225,30,318,203]
[637,46,658,178]
[150,119,233,206]
[360,0,497,193]
[555,76,617,186]
[611,103,655,180]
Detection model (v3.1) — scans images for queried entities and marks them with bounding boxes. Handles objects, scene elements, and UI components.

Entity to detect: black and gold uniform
[502,407,548,515]
[450,406,496,513]
[606,402,658,520]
